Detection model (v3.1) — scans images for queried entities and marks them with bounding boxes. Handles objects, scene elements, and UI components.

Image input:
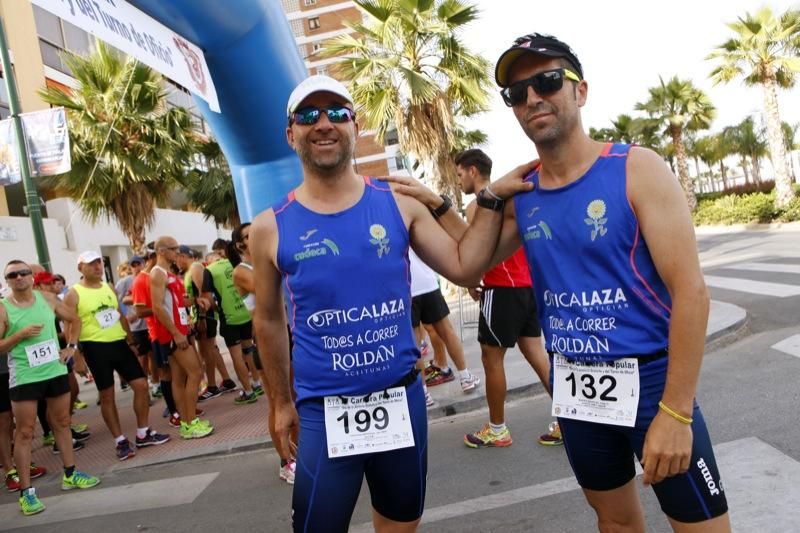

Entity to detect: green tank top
[2,292,67,387]
[73,283,127,342]
[206,259,250,325]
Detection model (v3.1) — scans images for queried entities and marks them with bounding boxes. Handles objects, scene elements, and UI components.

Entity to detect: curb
[694,221,800,234]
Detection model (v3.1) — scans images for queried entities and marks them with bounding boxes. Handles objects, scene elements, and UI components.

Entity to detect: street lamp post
[0,17,51,271]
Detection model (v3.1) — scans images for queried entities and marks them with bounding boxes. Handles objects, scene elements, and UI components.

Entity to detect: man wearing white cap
[249,75,532,532]
[64,252,169,461]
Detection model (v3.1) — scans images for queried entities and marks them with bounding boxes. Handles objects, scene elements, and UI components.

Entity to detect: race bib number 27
[552,354,640,427]
[323,386,414,458]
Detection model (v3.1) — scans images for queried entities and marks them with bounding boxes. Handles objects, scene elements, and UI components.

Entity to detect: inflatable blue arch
[129,0,307,222]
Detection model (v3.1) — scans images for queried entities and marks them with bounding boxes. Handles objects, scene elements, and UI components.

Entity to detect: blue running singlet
[273,176,420,402]
[513,143,671,362]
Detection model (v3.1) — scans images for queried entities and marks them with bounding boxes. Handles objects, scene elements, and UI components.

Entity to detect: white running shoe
[460,372,481,393]
[279,460,296,485]
[425,389,435,407]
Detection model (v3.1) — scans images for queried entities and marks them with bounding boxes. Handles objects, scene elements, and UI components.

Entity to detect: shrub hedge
[693,186,800,225]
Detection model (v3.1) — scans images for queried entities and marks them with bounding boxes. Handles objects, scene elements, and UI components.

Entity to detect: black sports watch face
[476,188,505,211]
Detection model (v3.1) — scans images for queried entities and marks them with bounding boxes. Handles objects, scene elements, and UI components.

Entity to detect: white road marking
[351,437,800,531]
[727,262,800,275]
[704,275,800,298]
[771,334,800,359]
[0,472,219,530]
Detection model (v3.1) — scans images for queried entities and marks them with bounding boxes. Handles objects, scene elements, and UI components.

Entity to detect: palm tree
[708,6,800,207]
[635,76,717,210]
[709,132,735,191]
[726,117,768,184]
[39,42,197,252]
[185,140,240,228]
[322,0,492,199]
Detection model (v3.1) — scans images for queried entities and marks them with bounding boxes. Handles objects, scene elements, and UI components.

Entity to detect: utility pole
[0,16,51,270]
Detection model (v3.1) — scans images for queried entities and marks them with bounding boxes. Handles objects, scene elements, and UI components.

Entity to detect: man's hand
[640,410,693,486]
[197,297,211,311]
[274,400,300,457]
[174,332,189,350]
[19,324,44,339]
[72,355,88,377]
[488,160,539,199]
[468,287,482,301]
[376,175,442,209]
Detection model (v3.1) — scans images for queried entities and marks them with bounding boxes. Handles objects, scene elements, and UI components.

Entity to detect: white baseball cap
[286,75,354,118]
[77,250,102,265]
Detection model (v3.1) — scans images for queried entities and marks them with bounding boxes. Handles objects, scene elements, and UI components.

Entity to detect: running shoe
[195,407,205,416]
[151,384,163,398]
[218,379,237,393]
[70,422,89,433]
[424,390,435,407]
[83,375,94,385]
[116,438,136,460]
[426,367,455,386]
[135,429,170,448]
[234,391,258,405]
[120,381,129,391]
[253,384,265,396]
[198,386,222,402]
[53,439,84,455]
[538,421,563,446]
[5,469,20,492]
[42,432,55,446]
[71,429,91,443]
[423,360,438,377]
[464,424,513,448]
[73,399,88,410]
[279,460,296,484]
[460,372,481,392]
[29,464,47,479]
[162,406,170,418]
[19,488,45,515]
[179,419,214,439]
[61,470,100,490]
[168,413,181,428]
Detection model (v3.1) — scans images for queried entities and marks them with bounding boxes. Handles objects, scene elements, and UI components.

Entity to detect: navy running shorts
[551,355,728,523]
[291,378,428,532]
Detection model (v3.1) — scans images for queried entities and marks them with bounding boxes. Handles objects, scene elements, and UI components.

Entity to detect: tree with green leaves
[708,6,800,208]
[185,140,240,228]
[40,42,197,252]
[635,76,716,211]
[322,0,492,200]
[782,121,799,181]
[724,116,768,184]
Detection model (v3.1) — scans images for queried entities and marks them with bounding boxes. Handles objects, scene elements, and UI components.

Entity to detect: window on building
[33,5,95,75]
[308,17,321,30]
[312,42,323,53]
[395,156,407,170]
[316,65,328,76]
[290,19,304,38]
[385,129,400,146]
[304,0,317,5]
[0,73,9,119]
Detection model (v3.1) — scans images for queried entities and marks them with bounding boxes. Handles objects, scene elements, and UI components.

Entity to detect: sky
[458,0,800,175]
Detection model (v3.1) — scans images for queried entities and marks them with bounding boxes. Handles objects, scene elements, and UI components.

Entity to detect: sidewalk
[24,300,746,477]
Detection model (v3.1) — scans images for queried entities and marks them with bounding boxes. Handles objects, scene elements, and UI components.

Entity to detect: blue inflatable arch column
[129,0,306,222]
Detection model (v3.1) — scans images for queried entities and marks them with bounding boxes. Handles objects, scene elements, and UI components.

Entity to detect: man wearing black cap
[398,33,730,532]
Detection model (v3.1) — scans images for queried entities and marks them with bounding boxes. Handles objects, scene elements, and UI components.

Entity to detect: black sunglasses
[291,105,355,126]
[501,68,581,107]
[5,269,32,280]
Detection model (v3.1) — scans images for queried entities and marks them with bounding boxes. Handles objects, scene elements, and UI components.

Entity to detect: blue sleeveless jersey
[513,143,672,362]
[273,176,419,402]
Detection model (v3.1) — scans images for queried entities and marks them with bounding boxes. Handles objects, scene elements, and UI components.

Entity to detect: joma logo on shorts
[696,458,721,496]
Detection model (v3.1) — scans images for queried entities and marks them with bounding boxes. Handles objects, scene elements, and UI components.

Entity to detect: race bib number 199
[552,354,640,427]
[324,386,414,458]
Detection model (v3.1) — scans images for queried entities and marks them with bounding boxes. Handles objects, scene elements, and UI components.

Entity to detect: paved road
[4,228,800,531]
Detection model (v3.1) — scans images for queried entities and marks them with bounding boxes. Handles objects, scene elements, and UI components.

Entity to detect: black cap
[129,255,144,265]
[177,245,193,256]
[495,33,583,87]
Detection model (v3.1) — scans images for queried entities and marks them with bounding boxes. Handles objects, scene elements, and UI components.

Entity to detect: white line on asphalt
[771,334,800,359]
[700,252,800,269]
[351,437,800,531]
[0,472,219,530]
[726,262,800,275]
[704,275,800,298]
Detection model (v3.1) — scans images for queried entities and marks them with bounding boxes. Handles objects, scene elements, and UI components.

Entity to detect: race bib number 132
[552,354,640,427]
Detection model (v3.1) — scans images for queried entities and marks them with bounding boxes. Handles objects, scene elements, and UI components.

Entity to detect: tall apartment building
[281,0,410,178]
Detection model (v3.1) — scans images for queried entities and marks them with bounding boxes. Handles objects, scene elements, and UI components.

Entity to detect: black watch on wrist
[476,188,505,211]
[430,195,452,218]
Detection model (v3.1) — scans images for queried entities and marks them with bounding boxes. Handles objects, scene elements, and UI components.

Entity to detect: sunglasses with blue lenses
[501,68,581,107]
[291,105,356,126]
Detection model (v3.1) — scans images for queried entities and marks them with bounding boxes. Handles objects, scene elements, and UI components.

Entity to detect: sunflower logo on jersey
[369,224,390,258]
[585,199,608,241]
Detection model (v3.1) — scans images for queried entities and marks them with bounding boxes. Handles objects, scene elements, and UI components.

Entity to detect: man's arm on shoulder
[628,146,709,413]
[250,209,292,406]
